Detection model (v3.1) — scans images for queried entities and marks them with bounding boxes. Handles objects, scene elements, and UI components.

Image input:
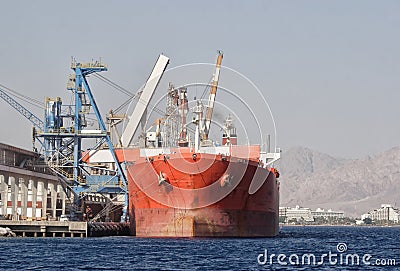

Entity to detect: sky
[0,1,399,158]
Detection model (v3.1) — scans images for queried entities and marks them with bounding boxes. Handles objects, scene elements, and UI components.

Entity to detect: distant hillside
[276,146,400,218]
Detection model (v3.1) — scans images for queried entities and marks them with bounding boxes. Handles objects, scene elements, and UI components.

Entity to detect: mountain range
[276,146,400,218]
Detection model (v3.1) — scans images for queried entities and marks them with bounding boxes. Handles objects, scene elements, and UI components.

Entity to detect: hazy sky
[0,1,399,158]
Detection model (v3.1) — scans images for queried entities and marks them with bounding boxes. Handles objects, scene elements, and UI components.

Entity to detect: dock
[0,220,131,237]
[0,220,87,237]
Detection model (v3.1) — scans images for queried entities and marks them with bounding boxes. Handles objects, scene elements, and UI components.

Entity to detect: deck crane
[202,50,223,142]
[121,54,170,147]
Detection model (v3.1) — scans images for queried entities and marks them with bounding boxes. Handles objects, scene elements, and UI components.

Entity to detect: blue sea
[0,226,399,270]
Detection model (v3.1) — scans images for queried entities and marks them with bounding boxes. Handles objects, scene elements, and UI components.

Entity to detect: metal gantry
[42,59,128,218]
[0,60,129,221]
[16,60,128,221]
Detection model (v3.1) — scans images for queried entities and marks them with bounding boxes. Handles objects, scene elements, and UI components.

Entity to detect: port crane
[0,88,44,131]
[0,60,129,220]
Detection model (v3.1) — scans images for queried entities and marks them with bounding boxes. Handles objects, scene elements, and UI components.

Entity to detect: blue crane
[0,87,44,130]
[0,61,128,221]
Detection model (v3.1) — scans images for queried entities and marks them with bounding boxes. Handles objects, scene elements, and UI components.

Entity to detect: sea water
[0,226,398,270]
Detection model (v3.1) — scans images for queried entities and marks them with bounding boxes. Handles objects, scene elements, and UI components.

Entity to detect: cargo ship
[122,142,280,237]
[112,51,281,237]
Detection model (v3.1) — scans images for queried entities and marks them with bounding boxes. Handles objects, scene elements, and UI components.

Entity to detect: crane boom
[203,50,223,140]
[121,54,169,147]
[0,87,44,130]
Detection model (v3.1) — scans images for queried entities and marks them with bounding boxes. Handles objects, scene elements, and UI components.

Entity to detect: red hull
[123,147,279,237]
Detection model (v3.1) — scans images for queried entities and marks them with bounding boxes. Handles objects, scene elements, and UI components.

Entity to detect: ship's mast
[178,87,189,147]
[203,50,223,141]
[222,115,237,146]
[163,83,179,147]
[192,100,204,152]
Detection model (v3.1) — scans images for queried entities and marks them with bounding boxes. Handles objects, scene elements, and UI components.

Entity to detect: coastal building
[0,143,68,221]
[312,208,344,219]
[279,205,314,222]
[279,206,346,223]
[361,204,400,223]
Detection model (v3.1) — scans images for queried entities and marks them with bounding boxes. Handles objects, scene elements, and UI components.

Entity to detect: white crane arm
[121,54,169,147]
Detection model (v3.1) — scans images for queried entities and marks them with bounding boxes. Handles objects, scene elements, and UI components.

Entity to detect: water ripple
[0,226,399,270]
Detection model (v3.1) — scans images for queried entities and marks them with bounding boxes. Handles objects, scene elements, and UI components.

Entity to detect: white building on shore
[361,204,400,223]
[280,206,346,223]
[279,206,314,222]
[312,208,344,219]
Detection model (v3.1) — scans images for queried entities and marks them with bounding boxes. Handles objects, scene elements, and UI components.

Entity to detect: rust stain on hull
[126,149,279,237]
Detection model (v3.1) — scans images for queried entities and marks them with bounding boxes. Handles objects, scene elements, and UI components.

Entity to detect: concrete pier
[0,221,87,237]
